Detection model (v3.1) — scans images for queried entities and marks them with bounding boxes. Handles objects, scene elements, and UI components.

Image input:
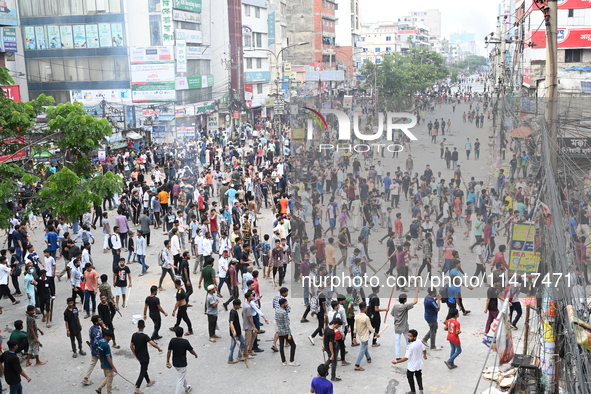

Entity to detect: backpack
[108,235,114,250]
[157,249,165,266]
[309,295,320,314]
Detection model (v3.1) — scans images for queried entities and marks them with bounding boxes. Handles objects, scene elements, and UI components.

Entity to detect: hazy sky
[359,0,500,52]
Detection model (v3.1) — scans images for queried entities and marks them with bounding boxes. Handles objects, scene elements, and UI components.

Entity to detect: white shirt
[194,235,204,255]
[171,235,181,256]
[0,264,10,285]
[390,183,400,195]
[81,249,91,266]
[201,238,213,257]
[135,236,146,256]
[110,233,122,250]
[44,256,56,277]
[218,237,231,254]
[405,340,426,372]
[218,257,229,278]
[57,223,70,237]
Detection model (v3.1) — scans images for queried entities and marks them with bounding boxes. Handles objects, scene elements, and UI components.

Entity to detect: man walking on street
[391,289,419,360]
[82,315,103,386]
[323,317,343,382]
[166,326,198,394]
[170,279,193,336]
[354,302,379,371]
[276,298,300,366]
[96,330,116,394]
[392,329,427,394]
[144,286,168,340]
[421,288,442,351]
[130,319,162,394]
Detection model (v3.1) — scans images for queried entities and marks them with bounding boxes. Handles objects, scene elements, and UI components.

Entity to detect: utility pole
[499,1,507,93]
[545,0,558,177]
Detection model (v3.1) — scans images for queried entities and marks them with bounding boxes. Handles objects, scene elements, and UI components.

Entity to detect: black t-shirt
[580,208,589,225]
[176,288,187,302]
[145,296,161,318]
[368,293,380,321]
[0,351,22,385]
[98,302,113,326]
[323,327,336,354]
[131,331,152,362]
[387,239,396,261]
[179,260,190,282]
[115,266,131,287]
[63,306,82,335]
[37,277,51,299]
[229,309,241,336]
[487,287,499,312]
[168,337,193,368]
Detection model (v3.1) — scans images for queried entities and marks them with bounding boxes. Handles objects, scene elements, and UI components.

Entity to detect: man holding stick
[392,329,427,394]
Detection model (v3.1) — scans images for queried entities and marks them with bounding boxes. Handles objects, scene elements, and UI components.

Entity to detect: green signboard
[173,0,202,13]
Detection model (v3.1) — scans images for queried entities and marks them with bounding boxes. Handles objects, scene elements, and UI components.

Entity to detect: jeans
[83,290,96,315]
[423,321,438,349]
[395,332,409,358]
[448,342,462,366]
[138,254,147,273]
[175,367,189,394]
[218,277,232,296]
[9,383,23,394]
[229,334,245,361]
[407,369,423,393]
[150,315,162,339]
[510,302,523,327]
[159,267,176,288]
[355,340,371,366]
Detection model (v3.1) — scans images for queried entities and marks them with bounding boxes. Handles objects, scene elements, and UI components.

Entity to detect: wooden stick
[375,259,390,274]
[383,284,397,324]
[378,324,390,336]
[236,338,249,368]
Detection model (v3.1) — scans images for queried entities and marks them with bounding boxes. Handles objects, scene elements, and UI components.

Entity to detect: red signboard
[529,28,591,48]
[1,85,21,102]
[557,0,591,9]
[0,138,26,163]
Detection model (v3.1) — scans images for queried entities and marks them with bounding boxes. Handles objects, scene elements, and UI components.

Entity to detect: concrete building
[242,0,270,112]
[286,0,337,69]
[0,0,28,101]
[398,9,441,38]
[359,21,399,64]
[335,0,361,81]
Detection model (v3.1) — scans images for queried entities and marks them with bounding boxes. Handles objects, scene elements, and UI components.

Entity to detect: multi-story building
[518,1,591,96]
[335,0,361,82]
[0,0,27,101]
[286,0,337,69]
[17,0,218,106]
[242,0,270,113]
[450,33,476,56]
[359,22,399,64]
[398,9,441,38]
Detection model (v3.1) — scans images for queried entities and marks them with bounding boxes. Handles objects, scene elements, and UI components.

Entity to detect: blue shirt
[497,174,505,189]
[89,325,103,357]
[97,339,113,369]
[45,231,59,250]
[383,176,392,191]
[424,296,439,323]
[311,376,333,394]
[570,218,578,235]
[436,228,444,247]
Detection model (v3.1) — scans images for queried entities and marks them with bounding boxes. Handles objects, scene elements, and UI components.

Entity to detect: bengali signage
[0,0,18,26]
[70,89,132,105]
[177,126,196,138]
[508,224,541,275]
[175,28,202,44]
[152,126,166,140]
[175,74,214,90]
[245,71,271,83]
[530,28,591,48]
[268,11,276,46]
[0,27,17,52]
[130,47,174,63]
[173,9,201,23]
[131,84,176,102]
[559,138,591,157]
[176,40,187,73]
[175,105,195,117]
[173,0,202,12]
[130,63,176,83]
[186,46,212,59]
[161,0,175,46]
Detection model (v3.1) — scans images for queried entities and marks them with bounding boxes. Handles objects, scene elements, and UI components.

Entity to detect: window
[19,0,122,16]
[375,47,380,52]
[257,83,263,94]
[246,58,253,69]
[568,9,574,17]
[244,5,250,16]
[376,58,381,63]
[256,58,262,69]
[361,37,365,42]
[386,36,391,41]
[255,7,260,18]
[244,34,252,47]
[565,49,582,62]
[148,0,160,12]
[386,47,391,51]
[27,56,129,83]
[254,32,263,48]
[150,14,162,46]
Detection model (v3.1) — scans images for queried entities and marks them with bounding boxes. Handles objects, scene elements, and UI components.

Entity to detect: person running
[130,319,162,394]
[143,285,168,340]
[392,329,427,394]
[444,308,462,369]
[166,326,198,394]
[170,279,193,336]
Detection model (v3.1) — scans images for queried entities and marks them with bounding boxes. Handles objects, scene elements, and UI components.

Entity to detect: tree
[360,47,448,110]
[0,67,121,228]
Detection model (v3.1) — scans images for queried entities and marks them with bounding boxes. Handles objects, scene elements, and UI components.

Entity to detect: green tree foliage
[0,67,120,228]
[360,47,448,110]
[38,167,101,223]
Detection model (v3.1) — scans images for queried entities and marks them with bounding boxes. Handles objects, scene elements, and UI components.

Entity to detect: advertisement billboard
[1,85,21,102]
[175,29,202,44]
[0,0,18,26]
[508,224,541,275]
[130,63,176,84]
[173,9,201,23]
[176,40,187,73]
[130,47,174,64]
[131,84,176,102]
[0,27,17,52]
[70,89,132,105]
[173,0,202,12]
[530,28,591,48]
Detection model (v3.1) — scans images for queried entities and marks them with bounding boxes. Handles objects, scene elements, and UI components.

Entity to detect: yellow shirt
[158,190,169,204]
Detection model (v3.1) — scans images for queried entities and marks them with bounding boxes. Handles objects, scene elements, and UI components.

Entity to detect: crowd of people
[0,74,587,394]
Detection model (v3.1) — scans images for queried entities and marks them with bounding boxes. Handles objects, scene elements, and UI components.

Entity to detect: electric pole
[545,0,558,176]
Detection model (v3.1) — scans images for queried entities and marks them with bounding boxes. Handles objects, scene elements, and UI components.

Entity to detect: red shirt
[446,319,461,345]
[492,251,507,271]
[394,219,404,234]
[209,214,218,232]
[314,239,326,259]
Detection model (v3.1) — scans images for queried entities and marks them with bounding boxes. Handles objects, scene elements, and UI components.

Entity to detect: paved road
[0,94,505,394]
